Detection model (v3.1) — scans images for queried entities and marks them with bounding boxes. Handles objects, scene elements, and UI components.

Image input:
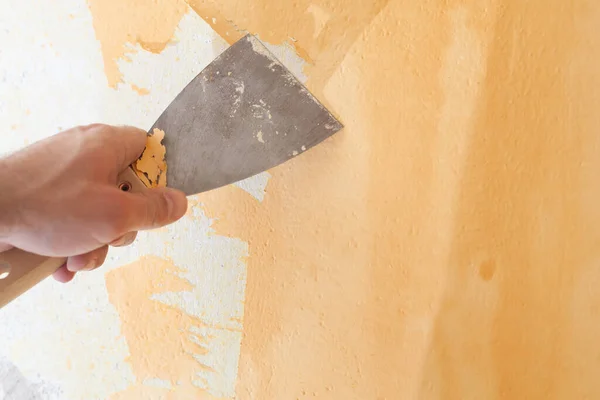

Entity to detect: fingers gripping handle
[0,167,147,309]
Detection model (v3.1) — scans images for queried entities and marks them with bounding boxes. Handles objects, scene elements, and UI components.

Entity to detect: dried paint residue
[87,0,188,87]
[131,84,150,95]
[256,131,264,143]
[106,256,217,399]
[133,128,167,188]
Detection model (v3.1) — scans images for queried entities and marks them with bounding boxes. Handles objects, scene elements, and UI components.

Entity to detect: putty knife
[0,34,343,308]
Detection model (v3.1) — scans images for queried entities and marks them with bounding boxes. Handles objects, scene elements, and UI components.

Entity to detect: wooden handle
[0,167,147,308]
[0,252,66,308]
[115,166,149,194]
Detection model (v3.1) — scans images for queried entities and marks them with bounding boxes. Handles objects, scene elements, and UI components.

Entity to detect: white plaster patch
[100,10,231,129]
[0,2,247,399]
[254,35,309,84]
[233,171,271,202]
[0,2,314,398]
[0,2,136,399]
[0,0,107,155]
[142,378,173,389]
[110,205,248,399]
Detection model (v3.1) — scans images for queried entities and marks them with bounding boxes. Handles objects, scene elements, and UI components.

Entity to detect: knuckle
[152,192,170,226]
[137,192,168,229]
[125,231,138,245]
[95,247,109,267]
[109,234,127,247]
[79,123,111,135]
[110,231,137,247]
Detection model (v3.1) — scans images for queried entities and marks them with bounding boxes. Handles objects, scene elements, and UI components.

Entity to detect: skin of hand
[0,124,188,283]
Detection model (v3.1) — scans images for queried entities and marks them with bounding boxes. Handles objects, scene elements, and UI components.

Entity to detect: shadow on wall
[0,356,62,400]
[419,1,600,398]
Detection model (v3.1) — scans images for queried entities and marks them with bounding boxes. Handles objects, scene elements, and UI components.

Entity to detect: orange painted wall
[91,0,600,398]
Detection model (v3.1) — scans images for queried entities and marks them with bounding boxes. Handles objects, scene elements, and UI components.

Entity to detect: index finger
[89,124,148,172]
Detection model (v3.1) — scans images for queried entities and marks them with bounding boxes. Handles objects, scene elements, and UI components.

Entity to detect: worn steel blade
[151,34,343,196]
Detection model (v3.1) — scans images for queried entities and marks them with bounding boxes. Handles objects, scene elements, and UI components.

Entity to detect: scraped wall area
[1,0,600,399]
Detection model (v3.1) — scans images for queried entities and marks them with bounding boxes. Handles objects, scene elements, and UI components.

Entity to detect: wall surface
[1,0,600,399]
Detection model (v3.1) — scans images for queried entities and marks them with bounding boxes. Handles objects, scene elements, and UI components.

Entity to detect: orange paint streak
[185,0,389,102]
[184,1,242,44]
[87,0,188,87]
[88,0,600,397]
[131,84,150,96]
[106,256,219,399]
[194,0,600,398]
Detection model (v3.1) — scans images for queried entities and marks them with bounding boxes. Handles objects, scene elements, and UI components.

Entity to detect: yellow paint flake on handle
[133,128,167,188]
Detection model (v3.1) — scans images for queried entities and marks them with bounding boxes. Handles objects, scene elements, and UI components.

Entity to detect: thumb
[125,188,188,231]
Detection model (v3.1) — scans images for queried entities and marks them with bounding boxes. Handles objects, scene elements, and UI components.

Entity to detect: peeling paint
[133,128,167,188]
[87,0,189,87]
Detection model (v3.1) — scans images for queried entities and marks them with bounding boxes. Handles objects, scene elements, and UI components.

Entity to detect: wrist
[0,157,18,241]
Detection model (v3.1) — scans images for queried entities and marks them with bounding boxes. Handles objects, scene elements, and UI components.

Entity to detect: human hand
[0,124,188,283]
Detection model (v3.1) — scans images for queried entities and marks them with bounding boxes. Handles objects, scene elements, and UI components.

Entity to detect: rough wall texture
[1,0,600,399]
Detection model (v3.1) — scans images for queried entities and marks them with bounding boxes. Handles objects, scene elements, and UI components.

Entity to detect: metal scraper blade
[151,34,343,196]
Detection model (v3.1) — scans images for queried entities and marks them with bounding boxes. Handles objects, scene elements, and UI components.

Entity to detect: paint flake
[130,83,150,95]
[133,128,167,188]
[230,80,245,117]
